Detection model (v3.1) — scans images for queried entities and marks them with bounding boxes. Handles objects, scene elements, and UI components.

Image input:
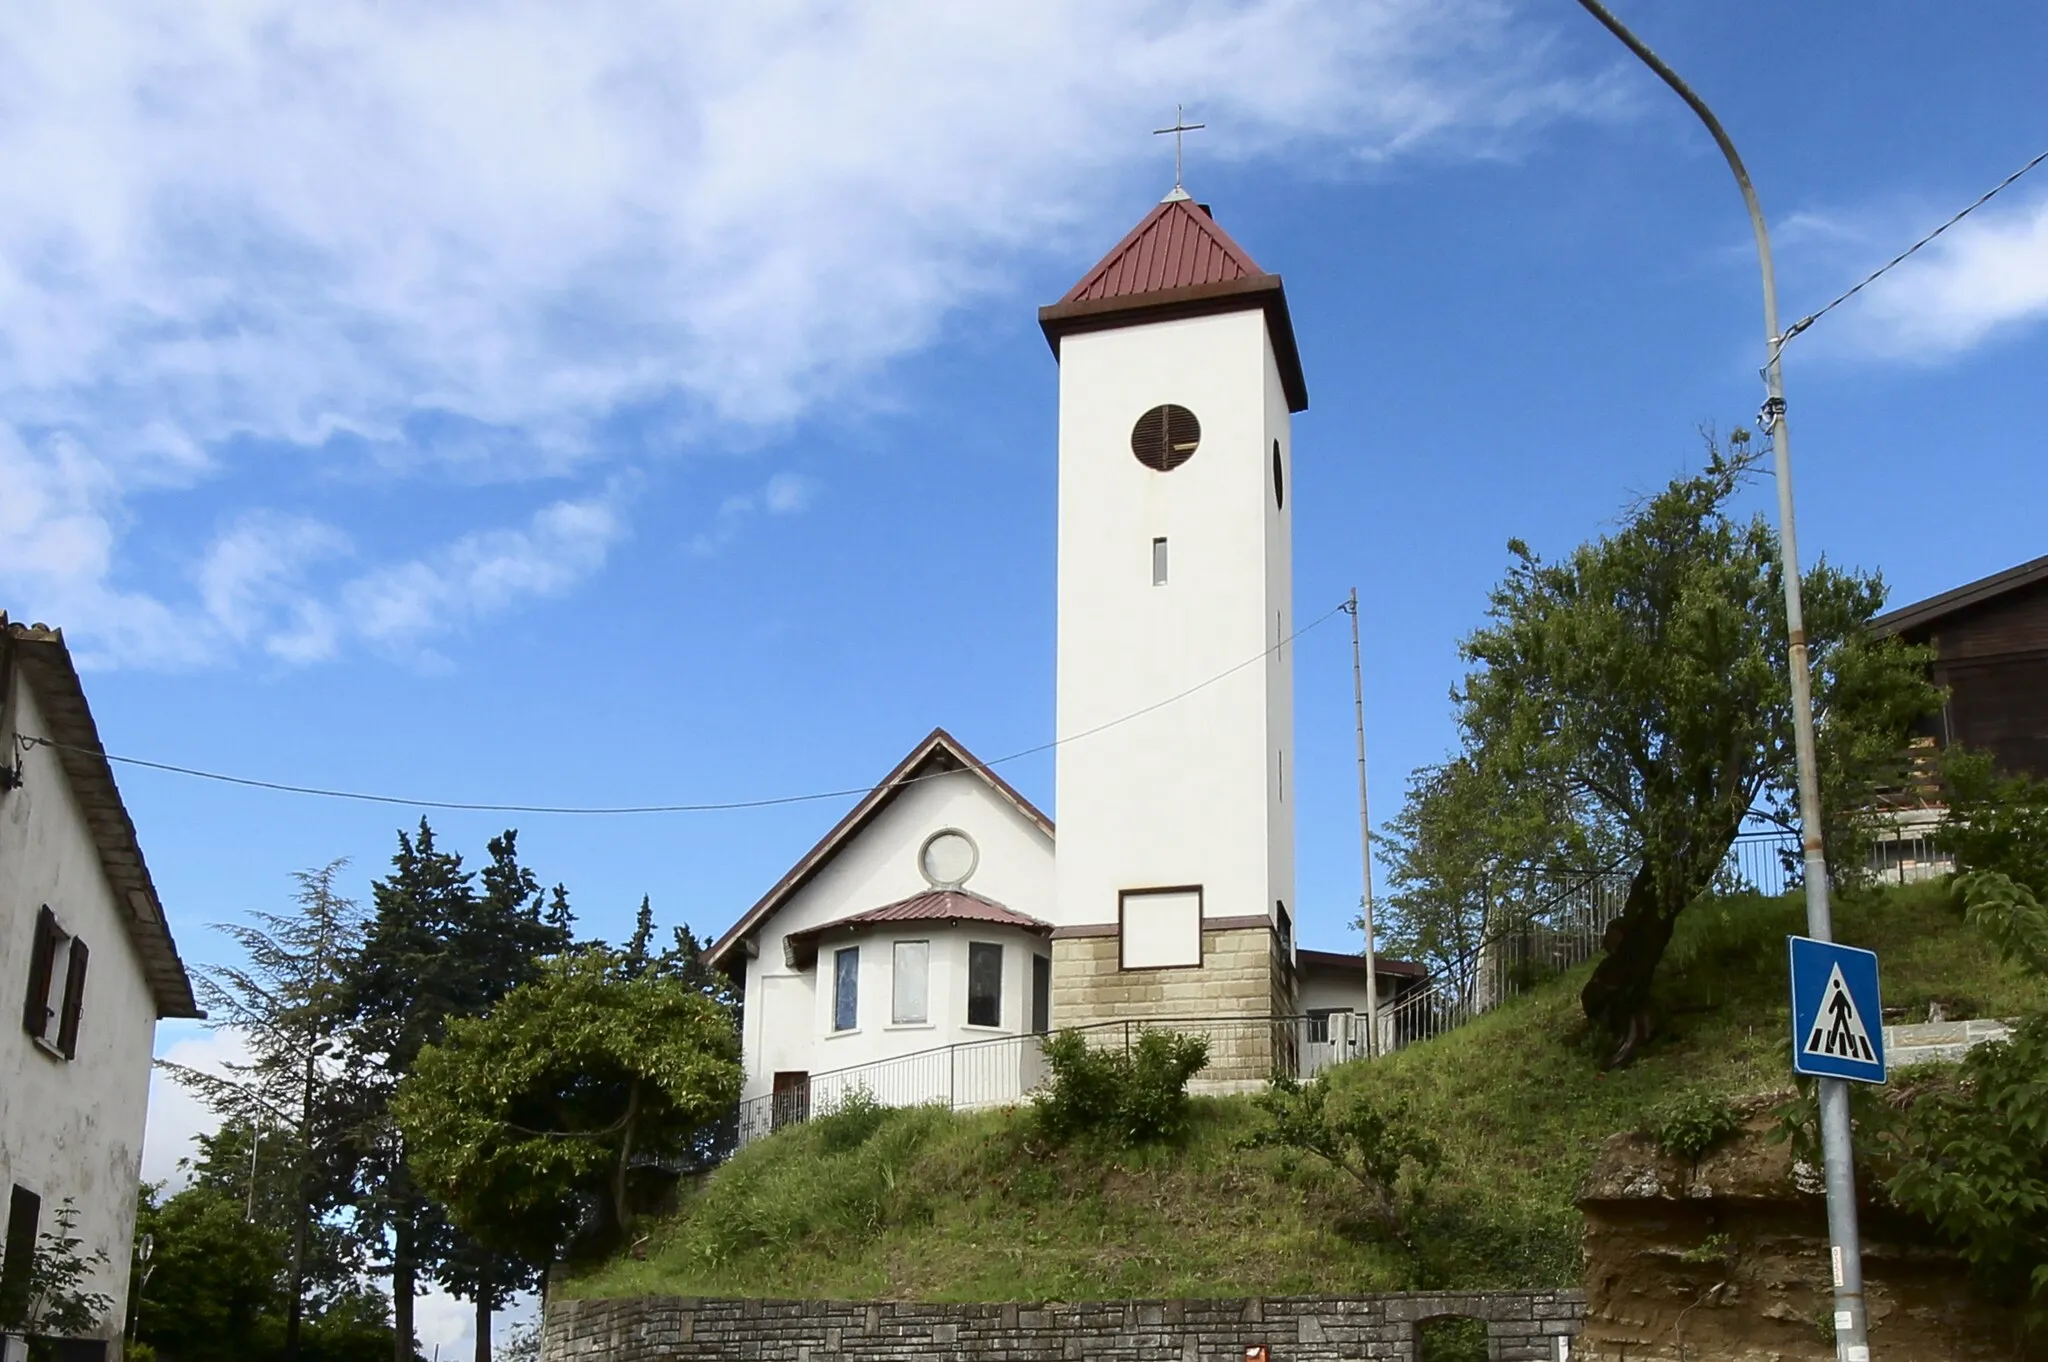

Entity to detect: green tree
[393,948,741,1266]
[162,861,368,1361]
[1448,437,1935,1058]
[131,1182,284,1361]
[347,823,573,1362]
[1375,756,1614,999]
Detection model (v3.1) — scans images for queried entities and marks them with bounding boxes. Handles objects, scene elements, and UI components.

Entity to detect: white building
[1,617,200,1359]
[707,189,1411,1127]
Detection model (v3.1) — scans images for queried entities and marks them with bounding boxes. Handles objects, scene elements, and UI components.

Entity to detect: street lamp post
[1568,3,1870,1358]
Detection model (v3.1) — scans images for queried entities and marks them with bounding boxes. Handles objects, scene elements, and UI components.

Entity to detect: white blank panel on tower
[1120,888,1202,969]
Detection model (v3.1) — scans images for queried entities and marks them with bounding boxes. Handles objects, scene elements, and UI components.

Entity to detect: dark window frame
[966,941,1004,1028]
[1031,954,1052,1035]
[1,1184,42,1322]
[831,946,860,1032]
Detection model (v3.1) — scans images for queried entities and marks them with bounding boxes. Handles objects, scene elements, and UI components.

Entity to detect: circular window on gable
[1272,439,1284,510]
[918,828,979,890]
[1131,404,1200,472]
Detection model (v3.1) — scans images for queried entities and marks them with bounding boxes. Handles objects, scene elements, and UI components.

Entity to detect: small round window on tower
[1272,439,1284,510]
[1131,404,1200,472]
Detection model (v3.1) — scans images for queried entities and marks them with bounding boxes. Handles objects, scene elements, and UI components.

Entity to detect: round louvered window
[1272,440,1284,510]
[1131,404,1200,472]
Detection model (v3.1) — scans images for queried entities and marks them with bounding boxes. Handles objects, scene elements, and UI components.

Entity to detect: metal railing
[729,827,1947,1144]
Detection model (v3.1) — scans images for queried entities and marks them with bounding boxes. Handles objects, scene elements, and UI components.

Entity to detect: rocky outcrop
[1575,1095,2028,1361]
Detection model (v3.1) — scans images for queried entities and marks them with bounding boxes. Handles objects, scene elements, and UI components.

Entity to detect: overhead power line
[1782,145,2048,344]
[16,600,1350,817]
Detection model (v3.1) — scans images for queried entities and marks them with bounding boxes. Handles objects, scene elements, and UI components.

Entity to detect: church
[705,183,1416,1135]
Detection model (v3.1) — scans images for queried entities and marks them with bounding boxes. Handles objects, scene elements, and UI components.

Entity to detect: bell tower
[1037,189,1308,1083]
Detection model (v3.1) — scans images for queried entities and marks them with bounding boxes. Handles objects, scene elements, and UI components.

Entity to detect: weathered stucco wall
[1576,1097,2028,1361]
[0,677,158,1343]
[542,1291,1585,1361]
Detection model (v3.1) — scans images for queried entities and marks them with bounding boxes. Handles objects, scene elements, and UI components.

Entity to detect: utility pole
[1568,3,1867,1357]
[1347,589,1380,1057]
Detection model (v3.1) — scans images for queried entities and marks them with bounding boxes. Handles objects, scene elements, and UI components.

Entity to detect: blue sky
[4,3,2045,1330]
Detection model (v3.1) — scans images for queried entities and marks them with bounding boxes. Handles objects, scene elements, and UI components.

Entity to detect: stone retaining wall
[1883,1017,2014,1068]
[542,1292,1585,1361]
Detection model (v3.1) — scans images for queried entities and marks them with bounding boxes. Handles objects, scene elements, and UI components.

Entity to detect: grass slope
[568,883,2047,1303]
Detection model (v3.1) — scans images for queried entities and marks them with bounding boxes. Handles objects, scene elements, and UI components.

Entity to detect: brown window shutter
[57,937,89,1059]
[22,906,59,1038]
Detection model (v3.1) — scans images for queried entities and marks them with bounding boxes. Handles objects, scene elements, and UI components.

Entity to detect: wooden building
[1870,553,2048,781]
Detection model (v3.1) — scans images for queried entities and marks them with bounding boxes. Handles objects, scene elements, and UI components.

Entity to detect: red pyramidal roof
[1057,196,1267,303]
[1039,192,1309,412]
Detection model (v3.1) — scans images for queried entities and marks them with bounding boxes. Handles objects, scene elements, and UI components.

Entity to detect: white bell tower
[1037,190,1308,1049]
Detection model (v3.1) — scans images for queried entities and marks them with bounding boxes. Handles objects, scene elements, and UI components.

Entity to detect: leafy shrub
[0,1200,112,1339]
[1243,1073,1441,1237]
[1034,1028,1209,1147]
[1939,750,2048,894]
[812,1087,891,1154]
[1642,1090,1743,1163]
[1416,1314,1489,1362]
[1876,868,2048,1333]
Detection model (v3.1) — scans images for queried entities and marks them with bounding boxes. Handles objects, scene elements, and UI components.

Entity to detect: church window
[1152,537,1169,586]
[1131,404,1200,471]
[967,942,1003,1027]
[892,940,930,1025]
[1273,440,1284,509]
[1119,887,1203,970]
[832,947,859,1031]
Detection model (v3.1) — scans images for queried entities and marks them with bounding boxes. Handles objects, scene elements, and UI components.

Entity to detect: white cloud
[143,1025,252,1188]
[687,470,820,556]
[1777,189,2048,361]
[1838,193,2048,357]
[0,0,1599,667]
[763,472,818,516]
[343,494,628,654]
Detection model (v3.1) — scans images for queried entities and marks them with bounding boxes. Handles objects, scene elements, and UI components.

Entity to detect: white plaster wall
[0,678,158,1342]
[737,769,1054,1103]
[1262,331,1297,958]
[1298,969,1374,1017]
[1052,306,1295,933]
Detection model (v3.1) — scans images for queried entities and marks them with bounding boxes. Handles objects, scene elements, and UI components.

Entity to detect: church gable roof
[1037,194,1309,412]
[706,728,1052,972]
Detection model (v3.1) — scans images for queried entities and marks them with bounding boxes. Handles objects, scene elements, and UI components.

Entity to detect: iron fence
[726,827,1943,1146]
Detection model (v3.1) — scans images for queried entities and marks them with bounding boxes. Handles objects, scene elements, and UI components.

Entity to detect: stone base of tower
[1049,922,1298,1095]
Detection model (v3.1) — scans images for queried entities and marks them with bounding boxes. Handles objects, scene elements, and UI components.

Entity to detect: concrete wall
[738,771,1054,1104]
[1052,307,1293,936]
[0,678,158,1343]
[542,1292,1586,1362]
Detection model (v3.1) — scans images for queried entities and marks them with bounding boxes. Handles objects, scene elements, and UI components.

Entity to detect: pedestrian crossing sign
[1788,936,1886,1084]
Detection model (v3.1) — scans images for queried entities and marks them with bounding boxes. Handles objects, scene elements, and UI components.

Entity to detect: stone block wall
[1050,923,1294,1092]
[542,1291,1586,1361]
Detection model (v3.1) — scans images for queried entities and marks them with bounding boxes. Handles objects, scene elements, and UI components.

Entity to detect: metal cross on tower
[1153,104,1205,191]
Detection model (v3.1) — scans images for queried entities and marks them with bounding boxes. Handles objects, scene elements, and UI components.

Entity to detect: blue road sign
[1789,936,1886,1084]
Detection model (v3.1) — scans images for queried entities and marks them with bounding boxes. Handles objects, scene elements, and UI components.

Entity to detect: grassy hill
[564,882,2048,1304]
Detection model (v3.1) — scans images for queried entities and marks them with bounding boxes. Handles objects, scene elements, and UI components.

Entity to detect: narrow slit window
[1152,537,1169,586]
[832,947,860,1032]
